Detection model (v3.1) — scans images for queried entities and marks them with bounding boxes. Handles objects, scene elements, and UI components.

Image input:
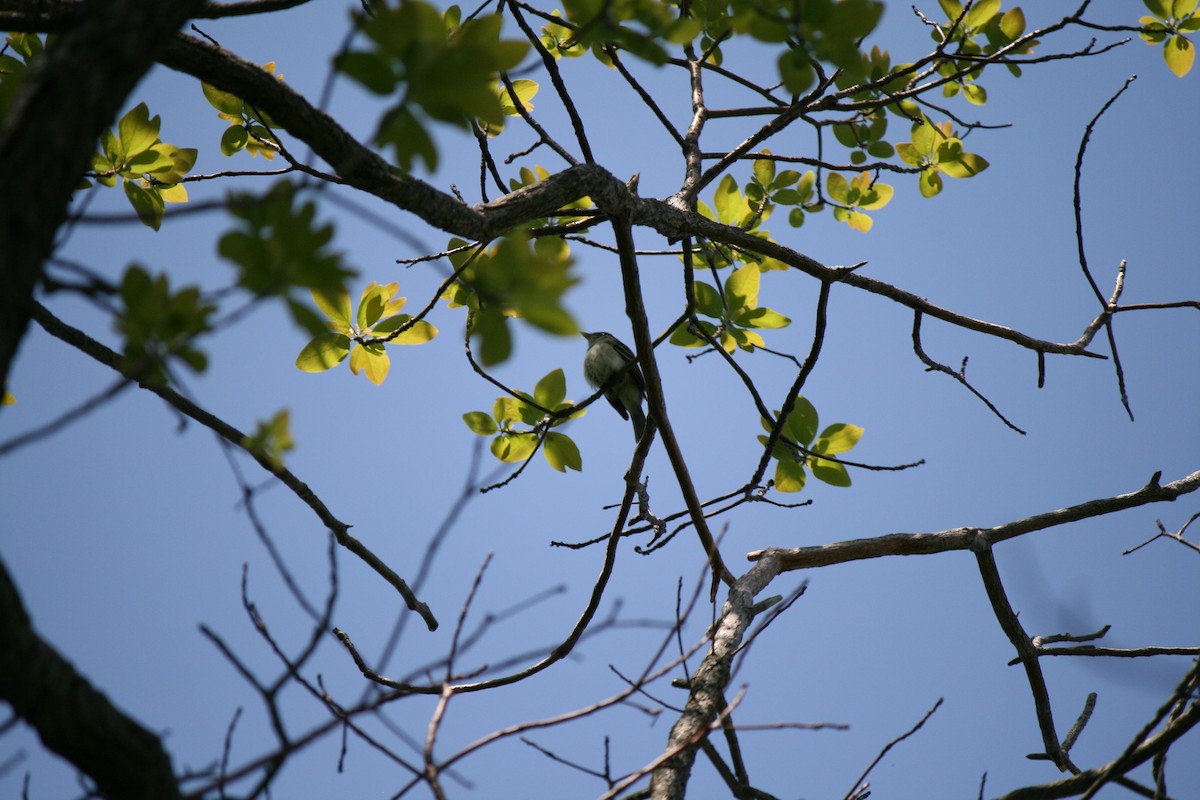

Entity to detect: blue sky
[3,1,1199,797]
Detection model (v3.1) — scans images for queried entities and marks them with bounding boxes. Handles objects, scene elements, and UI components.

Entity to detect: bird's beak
[580,331,591,339]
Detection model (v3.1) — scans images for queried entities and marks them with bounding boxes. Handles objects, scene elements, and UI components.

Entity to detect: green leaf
[826,171,849,202]
[962,82,988,105]
[939,150,990,178]
[1000,7,1026,39]
[123,180,164,230]
[462,411,498,435]
[739,306,791,329]
[378,317,438,344]
[965,0,1000,29]
[312,287,353,329]
[773,457,806,492]
[377,107,438,172]
[336,50,397,94]
[713,174,748,225]
[919,168,944,197]
[295,332,351,372]
[693,281,723,318]
[1165,35,1195,77]
[221,125,249,156]
[753,153,776,187]
[938,0,964,19]
[544,431,582,472]
[785,397,819,445]
[219,181,355,302]
[535,368,567,408]
[357,282,391,328]
[773,170,801,189]
[349,341,389,385]
[474,307,512,366]
[778,48,814,94]
[242,409,294,468]
[669,320,704,347]
[811,457,851,487]
[724,264,760,313]
[202,82,244,116]
[499,78,539,115]
[814,423,864,455]
[118,103,160,159]
[491,432,538,463]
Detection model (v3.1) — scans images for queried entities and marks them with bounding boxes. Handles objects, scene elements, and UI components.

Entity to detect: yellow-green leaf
[811,457,851,487]
[965,0,999,29]
[939,151,990,178]
[544,431,582,472]
[296,332,351,372]
[492,432,538,463]
[773,457,806,492]
[919,168,944,197]
[1165,35,1195,77]
[123,180,164,230]
[814,423,864,455]
[118,103,160,159]
[535,367,566,408]
[725,264,761,313]
[463,410,498,435]
[349,342,389,384]
[1000,7,1026,39]
[713,174,748,226]
[312,287,353,329]
[158,183,188,203]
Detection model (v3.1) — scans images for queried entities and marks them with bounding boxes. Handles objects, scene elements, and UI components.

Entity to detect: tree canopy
[1,1,1199,798]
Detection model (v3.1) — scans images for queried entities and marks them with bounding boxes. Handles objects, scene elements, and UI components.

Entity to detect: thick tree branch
[749,470,1200,570]
[649,553,783,799]
[0,0,203,429]
[0,553,183,800]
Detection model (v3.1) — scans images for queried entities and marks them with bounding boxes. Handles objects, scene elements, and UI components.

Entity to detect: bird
[581,331,647,441]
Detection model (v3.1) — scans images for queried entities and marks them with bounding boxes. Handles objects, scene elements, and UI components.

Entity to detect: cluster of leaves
[736,152,894,236]
[480,77,539,137]
[242,409,295,468]
[558,0,703,64]
[896,117,989,198]
[831,108,896,168]
[671,263,791,352]
[295,283,437,385]
[443,231,579,366]
[201,63,285,158]
[218,182,355,332]
[743,155,819,230]
[89,103,197,230]
[115,265,214,386]
[337,1,528,170]
[759,397,864,492]
[1141,0,1199,77]
[826,171,894,232]
[933,1,1036,100]
[682,0,885,92]
[538,11,590,60]
[0,32,42,120]
[463,368,583,472]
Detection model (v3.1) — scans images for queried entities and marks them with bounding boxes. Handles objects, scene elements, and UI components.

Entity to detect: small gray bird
[581,331,647,441]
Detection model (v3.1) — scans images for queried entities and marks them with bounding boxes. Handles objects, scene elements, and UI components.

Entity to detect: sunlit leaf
[296,332,351,372]
[544,431,582,472]
[462,411,498,435]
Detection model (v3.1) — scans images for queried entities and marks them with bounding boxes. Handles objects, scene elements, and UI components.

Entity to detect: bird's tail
[630,405,646,442]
